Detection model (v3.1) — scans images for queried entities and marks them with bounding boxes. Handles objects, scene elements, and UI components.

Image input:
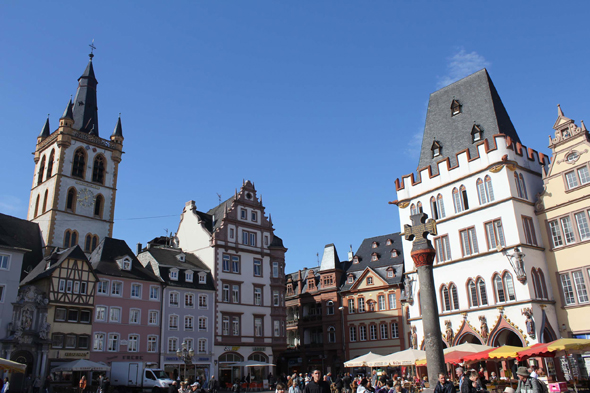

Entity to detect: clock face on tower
[77,188,95,207]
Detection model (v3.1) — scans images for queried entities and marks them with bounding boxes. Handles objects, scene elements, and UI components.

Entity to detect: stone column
[404,213,445,393]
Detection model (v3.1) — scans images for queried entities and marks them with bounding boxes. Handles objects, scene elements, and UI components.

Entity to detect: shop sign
[253,347,266,352]
[224,346,240,351]
[165,356,180,361]
[121,355,144,360]
[197,357,210,362]
[62,351,90,359]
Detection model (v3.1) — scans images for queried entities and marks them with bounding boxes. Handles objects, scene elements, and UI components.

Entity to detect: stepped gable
[340,232,404,291]
[418,69,520,176]
[0,213,44,281]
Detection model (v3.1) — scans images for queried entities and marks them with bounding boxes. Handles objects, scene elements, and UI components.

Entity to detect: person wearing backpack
[515,367,541,393]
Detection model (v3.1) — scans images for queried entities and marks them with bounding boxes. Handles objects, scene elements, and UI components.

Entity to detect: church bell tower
[28,51,125,254]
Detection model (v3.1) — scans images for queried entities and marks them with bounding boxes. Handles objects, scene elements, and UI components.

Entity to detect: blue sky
[1,1,590,272]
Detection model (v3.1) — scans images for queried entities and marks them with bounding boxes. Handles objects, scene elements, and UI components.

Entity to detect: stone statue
[522,308,535,339]
[508,247,527,283]
[404,275,414,301]
[444,320,454,344]
[479,315,489,341]
[21,308,33,330]
[39,321,51,340]
[410,326,418,349]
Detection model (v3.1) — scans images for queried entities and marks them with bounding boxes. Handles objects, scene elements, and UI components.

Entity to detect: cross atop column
[403,213,437,251]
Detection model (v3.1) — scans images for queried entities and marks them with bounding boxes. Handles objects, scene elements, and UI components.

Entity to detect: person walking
[515,367,541,393]
[434,373,456,393]
[1,378,9,393]
[79,376,87,393]
[303,370,330,393]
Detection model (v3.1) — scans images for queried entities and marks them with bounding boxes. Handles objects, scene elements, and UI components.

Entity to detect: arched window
[504,272,516,301]
[515,172,528,199]
[72,148,86,179]
[531,268,540,298]
[468,280,478,307]
[430,196,439,219]
[477,278,488,306]
[64,230,78,248]
[450,283,459,310]
[477,178,487,205]
[494,275,506,303]
[64,231,71,248]
[94,194,104,218]
[417,201,423,213]
[485,175,495,202]
[85,234,93,253]
[328,326,336,343]
[519,174,528,199]
[494,273,516,303]
[34,195,40,217]
[38,156,46,185]
[42,190,49,213]
[92,155,106,184]
[437,194,446,218]
[452,188,462,213]
[410,204,417,215]
[46,149,55,181]
[538,270,548,299]
[441,286,451,312]
[67,188,76,212]
[460,185,469,210]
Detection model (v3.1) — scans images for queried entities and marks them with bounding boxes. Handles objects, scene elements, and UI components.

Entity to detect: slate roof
[72,58,99,135]
[144,247,215,290]
[269,234,285,249]
[39,117,51,138]
[340,232,405,291]
[417,69,521,175]
[20,245,90,286]
[206,195,235,232]
[90,237,162,282]
[0,213,44,281]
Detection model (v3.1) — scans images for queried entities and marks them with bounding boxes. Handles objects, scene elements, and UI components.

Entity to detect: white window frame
[130,283,142,299]
[198,316,207,331]
[435,235,452,263]
[111,281,123,297]
[148,310,159,325]
[169,291,180,307]
[95,306,107,322]
[149,286,160,301]
[198,338,207,354]
[97,280,109,295]
[109,307,122,323]
[147,335,158,353]
[185,271,194,283]
[198,294,208,309]
[129,308,141,324]
[169,314,179,330]
[0,254,10,270]
[107,333,120,352]
[128,334,139,352]
[93,332,106,351]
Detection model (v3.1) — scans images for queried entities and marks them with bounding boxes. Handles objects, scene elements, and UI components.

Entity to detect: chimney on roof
[348,245,354,262]
[136,243,142,255]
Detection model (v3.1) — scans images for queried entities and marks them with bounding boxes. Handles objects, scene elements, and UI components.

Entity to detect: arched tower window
[72,148,86,179]
[468,280,478,307]
[64,230,78,248]
[460,185,469,211]
[94,194,104,218]
[85,234,93,253]
[46,149,55,181]
[441,285,451,312]
[477,178,487,205]
[450,283,459,310]
[477,278,488,306]
[66,188,77,213]
[485,175,495,202]
[42,190,49,213]
[452,188,462,213]
[410,204,417,215]
[519,174,528,199]
[437,194,446,218]
[92,155,106,184]
[34,195,40,217]
[38,156,46,185]
[430,196,439,219]
[417,201,423,213]
[538,270,548,299]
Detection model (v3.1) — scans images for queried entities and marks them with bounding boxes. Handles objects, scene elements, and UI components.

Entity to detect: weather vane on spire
[89,39,96,59]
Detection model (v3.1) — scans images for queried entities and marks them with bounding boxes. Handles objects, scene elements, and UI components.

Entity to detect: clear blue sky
[2,1,590,272]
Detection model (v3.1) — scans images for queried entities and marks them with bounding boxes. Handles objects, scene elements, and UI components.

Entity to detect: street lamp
[499,246,527,283]
[176,341,195,380]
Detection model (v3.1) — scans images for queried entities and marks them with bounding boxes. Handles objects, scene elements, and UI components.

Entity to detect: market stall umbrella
[51,359,110,372]
[445,351,477,365]
[517,338,590,360]
[444,343,493,354]
[462,345,525,363]
[0,358,26,373]
[230,360,275,367]
[344,352,384,368]
[369,349,426,367]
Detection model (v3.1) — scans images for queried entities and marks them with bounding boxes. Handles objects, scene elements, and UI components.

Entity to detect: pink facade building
[89,237,163,365]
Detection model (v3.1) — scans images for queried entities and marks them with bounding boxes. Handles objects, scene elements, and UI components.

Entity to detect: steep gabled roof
[417,69,521,175]
[206,195,236,232]
[72,57,99,135]
[20,246,91,286]
[142,247,215,290]
[90,237,161,282]
[0,213,44,281]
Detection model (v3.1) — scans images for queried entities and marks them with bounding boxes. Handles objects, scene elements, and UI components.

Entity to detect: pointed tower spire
[39,115,50,138]
[557,104,565,118]
[582,120,587,132]
[235,188,238,199]
[61,98,74,120]
[268,213,273,225]
[72,54,99,135]
[112,114,123,137]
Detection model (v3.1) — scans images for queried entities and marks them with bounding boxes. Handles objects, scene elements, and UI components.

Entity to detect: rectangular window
[370,325,377,340]
[80,282,87,295]
[0,285,3,303]
[223,255,230,272]
[59,279,66,293]
[274,320,280,337]
[198,273,206,283]
[147,335,158,352]
[55,308,66,321]
[459,227,479,256]
[549,220,564,247]
[185,272,193,282]
[232,256,240,273]
[522,216,538,246]
[198,294,208,309]
[131,283,141,299]
[273,290,280,306]
[109,307,121,323]
[572,270,589,304]
[185,293,194,308]
[97,280,109,295]
[578,166,590,185]
[359,325,367,341]
[378,295,385,311]
[232,317,240,336]
[199,317,207,331]
[65,335,76,349]
[241,209,247,219]
[73,281,80,294]
[391,322,399,338]
[230,228,235,239]
[273,262,279,278]
[380,324,388,339]
[0,254,9,270]
[170,292,179,306]
[66,280,73,293]
[93,333,105,351]
[52,334,64,348]
[80,309,91,323]
[128,335,139,352]
[560,273,576,305]
[222,284,230,302]
[485,219,505,250]
[168,338,178,353]
[111,281,122,296]
[358,297,365,313]
[435,235,452,262]
[185,316,194,331]
[348,298,355,313]
[148,310,159,325]
[78,335,89,349]
[198,338,207,354]
[232,285,240,303]
[243,231,256,246]
[254,259,262,276]
[575,212,590,241]
[129,309,140,324]
[222,316,230,335]
[389,293,397,310]
[566,171,580,189]
[95,306,107,322]
[67,309,79,322]
[561,216,576,244]
[169,270,179,280]
[107,333,119,352]
[254,287,262,306]
[149,286,160,300]
[251,211,257,222]
[350,326,357,342]
[254,317,263,337]
[169,315,179,330]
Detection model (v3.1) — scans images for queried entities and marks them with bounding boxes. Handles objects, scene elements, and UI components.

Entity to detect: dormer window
[471,124,483,143]
[185,271,194,282]
[367,277,373,285]
[431,141,442,158]
[308,279,315,290]
[176,253,186,262]
[451,99,462,116]
[117,256,132,271]
[347,275,354,284]
[387,269,394,278]
[170,269,179,281]
[372,242,378,248]
[353,256,359,264]
[391,249,398,258]
[386,239,392,246]
[371,253,379,261]
[198,273,206,284]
